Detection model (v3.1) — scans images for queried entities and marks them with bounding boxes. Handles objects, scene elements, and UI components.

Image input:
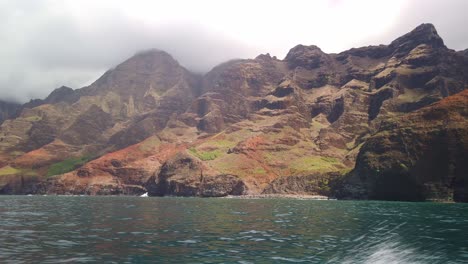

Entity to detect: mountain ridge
[1,23,467,201]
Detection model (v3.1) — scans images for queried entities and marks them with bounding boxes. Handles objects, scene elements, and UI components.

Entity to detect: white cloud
[0,0,467,102]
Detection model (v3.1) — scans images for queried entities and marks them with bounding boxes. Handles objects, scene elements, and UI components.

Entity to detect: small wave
[240,230,264,234]
[177,239,198,244]
[270,238,285,242]
[271,256,306,262]
[45,257,95,263]
[275,213,293,217]
[250,238,266,242]
[44,240,79,247]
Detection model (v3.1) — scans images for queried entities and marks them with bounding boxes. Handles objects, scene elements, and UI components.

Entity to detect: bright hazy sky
[1,0,468,102]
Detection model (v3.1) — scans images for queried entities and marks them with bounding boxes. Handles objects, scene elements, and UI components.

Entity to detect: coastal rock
[200,174,248,197]
[263,173,341,196]
[148,153,247,197]
[152,153,204,196]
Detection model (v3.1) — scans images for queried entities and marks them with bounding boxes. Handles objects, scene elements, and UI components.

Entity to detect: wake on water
[328,222,440,264]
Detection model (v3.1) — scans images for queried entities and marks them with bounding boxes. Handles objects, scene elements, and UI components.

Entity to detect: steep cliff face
[334,90,468,202]
[0,24,467,200]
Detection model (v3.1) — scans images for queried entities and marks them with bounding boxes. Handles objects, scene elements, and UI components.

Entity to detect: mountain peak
[132,48,173,59]
[389,23,445,56]
[44,86,78,104]
[284,44,329,69]
[285,45,324,57]
[87,47,186,96]
[120,48,180,70]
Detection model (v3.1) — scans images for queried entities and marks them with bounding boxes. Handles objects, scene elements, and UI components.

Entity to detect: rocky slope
[0,24,467,201]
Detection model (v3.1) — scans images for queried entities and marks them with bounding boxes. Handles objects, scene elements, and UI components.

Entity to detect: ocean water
[1,196,467,263]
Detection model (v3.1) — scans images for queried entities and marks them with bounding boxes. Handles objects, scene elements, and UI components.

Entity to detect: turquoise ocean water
[1,196,467,263]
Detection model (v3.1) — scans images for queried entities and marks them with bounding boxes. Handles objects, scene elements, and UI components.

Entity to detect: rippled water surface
[1,196,467,263]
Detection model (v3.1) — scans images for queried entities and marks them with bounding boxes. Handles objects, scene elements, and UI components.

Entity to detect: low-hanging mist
[1,0,468,103]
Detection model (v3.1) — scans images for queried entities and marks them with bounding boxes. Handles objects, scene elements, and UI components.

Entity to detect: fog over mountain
[1,0,468,103]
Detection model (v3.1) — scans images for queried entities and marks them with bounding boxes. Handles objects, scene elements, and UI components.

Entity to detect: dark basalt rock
[271,85,295,97]
[368,88,394,120]
[44,86,80,105]
[337,45,391,59]
[0,100,21,125]
[0,175,42,195]
[263,172,341,196]
[21,86,80,111]
[389,23,446,57]
[60,105,114,145]
[327,96,344,123]
[200,174,247,197]
[310,95,333,118]
[397,95,440,113]
[285,45,331,70]
[76,168,91,177]
[21,120,57,151]
[149,153,247,197]
[335,91,468,202]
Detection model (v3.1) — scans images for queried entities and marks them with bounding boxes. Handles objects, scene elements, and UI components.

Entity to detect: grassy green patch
[198,139,237,149]
[0,166,37,177]
[311,119,327,130]
[290,156,341,175]
[138,136,161,152]
[252,167,267,174]
[397,88,427,103]
[345,141,355,149]
[23,115,42,122]
[188,136,237,161]
[321,157,338,163]
[10,151,25,157]
[0,166,21,176]
[400,163,409,172]
[188,147,222,161]
[47,156,93,177]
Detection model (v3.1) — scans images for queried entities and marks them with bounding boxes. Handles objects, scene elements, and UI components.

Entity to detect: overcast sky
[1,0,468,103]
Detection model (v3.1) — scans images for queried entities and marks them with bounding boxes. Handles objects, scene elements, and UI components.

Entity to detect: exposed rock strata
[0,24,467,200]
[334,90,468,202]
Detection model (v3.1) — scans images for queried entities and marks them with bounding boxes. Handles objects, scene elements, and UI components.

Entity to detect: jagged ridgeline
[0,24,467,201]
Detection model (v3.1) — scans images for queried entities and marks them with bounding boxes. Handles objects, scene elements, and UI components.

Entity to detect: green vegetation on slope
[0,166,37,177]
[47,156,93,177]
[290,156,341,175]
[188,136,237,161]
[0,166,21,176]
[188,147,222,161]
[22,115,42,122]
[138,136,161,152]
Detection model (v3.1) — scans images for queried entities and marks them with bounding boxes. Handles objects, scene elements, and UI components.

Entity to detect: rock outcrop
[148,153,247,197]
